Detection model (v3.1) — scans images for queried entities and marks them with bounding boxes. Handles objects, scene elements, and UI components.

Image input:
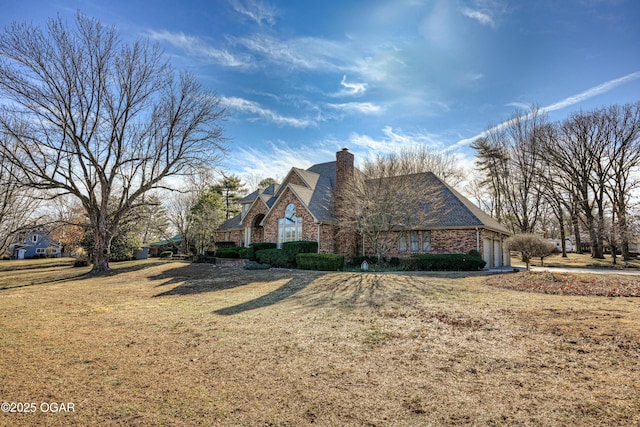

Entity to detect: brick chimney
[335,148,354,196]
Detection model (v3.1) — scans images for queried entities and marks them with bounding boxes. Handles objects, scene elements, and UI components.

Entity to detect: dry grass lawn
[1,259,639,426]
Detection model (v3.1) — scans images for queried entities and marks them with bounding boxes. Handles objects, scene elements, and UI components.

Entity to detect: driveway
[529,265,640,276]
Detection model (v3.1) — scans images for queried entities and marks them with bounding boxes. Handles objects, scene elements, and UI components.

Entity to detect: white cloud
[347,126,444,158]
[454,71,640,147]
[326,102,383,115]
[337,75,367,96]
[460,7,495,28]
[541,71,640,113]
[226,142,335,185]
[229,0,277,26]
[145,30,250,68]
[222,96,314,128]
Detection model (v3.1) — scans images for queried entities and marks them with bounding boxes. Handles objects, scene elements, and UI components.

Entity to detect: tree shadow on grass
[0,260,168,291]
[151,264,325,314]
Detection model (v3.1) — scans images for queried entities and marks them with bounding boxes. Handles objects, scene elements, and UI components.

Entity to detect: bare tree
[395,145,467,188]
[0,146,41,257]
[472,106,547,234]
[603,102,640,261]
[0,14,227,273]
[336,153,441,263]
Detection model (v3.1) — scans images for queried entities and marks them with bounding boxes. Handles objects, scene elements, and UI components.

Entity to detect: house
[148,235,183,257]
[9,227,63,259]
[215,149,512,268]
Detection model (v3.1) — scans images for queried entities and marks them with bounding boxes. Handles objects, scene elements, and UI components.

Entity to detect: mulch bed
[489,271,640,297]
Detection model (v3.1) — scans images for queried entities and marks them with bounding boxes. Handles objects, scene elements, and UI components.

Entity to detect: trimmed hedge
[401,253,486,271]
[248,242,277,261]
[215,241,237,249]
[159,251,173,258]
[255,248,293,268]
[282,241,318,260]
[216,247,242,258]
[296,253,344,271]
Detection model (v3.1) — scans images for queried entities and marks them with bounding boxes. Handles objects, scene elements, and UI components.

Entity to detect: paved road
[528,265,640,276]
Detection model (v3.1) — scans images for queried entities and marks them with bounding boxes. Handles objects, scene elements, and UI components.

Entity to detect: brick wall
[263,188,319,245]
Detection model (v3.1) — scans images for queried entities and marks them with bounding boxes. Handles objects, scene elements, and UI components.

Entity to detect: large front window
[278,203,302,247]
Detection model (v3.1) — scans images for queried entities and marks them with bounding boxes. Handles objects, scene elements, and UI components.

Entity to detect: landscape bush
[238,248,249,259]
[247,242,277,261]
[282,241,318,261]
[215,241,237,249]
[243,260,271,270]
[193,254,216,263]
[296,253,344,271]
[216,247,242,258]
[401,253,486,271]
[159,251,173,258]
[255,248,293,268]
[73,258,90,267]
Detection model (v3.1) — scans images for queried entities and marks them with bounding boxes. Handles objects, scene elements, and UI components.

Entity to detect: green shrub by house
[400,254,486,271]
[216,247,242,258]
[255,248,293,268]
[159,250,173,258]
[248,242,277,261]
[296,253,344,271]
[282,241,318,261]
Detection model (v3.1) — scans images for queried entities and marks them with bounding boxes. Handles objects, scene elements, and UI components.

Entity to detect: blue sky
[3,0,640,186]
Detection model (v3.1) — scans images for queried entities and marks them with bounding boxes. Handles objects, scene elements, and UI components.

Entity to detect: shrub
[247,242,277,261]
[73,258,90,267]
[255,248,293,268]
[407,253,486,271]
[282,241,318,262]
[238,248,249,259]
[159,251,173,258]
[243,260,271,270]
[193,254,216,263]
[505,234,556,270]
[296,253,344,271]
[215,241,237,249]
[467,249,482,259]
[216,247,242,258]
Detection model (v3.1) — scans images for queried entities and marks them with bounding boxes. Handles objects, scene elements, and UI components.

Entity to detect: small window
[36,248,45,254]
[398,233,407,252]
[31,234,38,243]
[422,231,432,252]
[410,231,419,252]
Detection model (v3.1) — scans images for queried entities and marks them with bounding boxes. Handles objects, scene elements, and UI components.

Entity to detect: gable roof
[397,172,510,234]
[262,161,337,224]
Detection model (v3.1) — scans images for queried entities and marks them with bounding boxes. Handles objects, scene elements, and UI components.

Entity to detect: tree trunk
[91,228,112,274]
[572,211,582,255]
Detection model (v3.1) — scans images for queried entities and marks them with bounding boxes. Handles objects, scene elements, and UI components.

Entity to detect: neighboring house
[148,235,183,256]
[549,238,574,253]
[215,149,512,268]
[9,227,63,259]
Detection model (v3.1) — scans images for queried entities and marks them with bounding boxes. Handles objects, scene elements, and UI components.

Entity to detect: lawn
[0,259,639,426]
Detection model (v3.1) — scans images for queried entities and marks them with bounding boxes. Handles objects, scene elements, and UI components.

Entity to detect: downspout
[476,227,480,252]
[317,223,321,253]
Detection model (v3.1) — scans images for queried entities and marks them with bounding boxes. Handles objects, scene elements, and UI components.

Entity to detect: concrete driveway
[529,265,640,276]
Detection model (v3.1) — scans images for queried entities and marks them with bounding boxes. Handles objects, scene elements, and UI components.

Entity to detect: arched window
[278,203,302,246]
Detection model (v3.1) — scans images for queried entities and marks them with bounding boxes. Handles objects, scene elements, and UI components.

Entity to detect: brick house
[216,148,511,268]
